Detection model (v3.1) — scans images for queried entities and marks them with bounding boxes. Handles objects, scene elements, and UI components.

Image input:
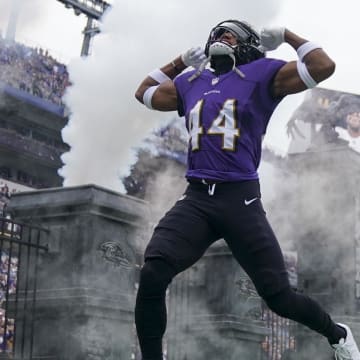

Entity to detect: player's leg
[135,189,218,360]
[222,191,358,356]
[135,258,177,360]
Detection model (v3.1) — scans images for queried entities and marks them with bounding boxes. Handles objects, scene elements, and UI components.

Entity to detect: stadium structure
[0,0,111,209]
[0,2,359,359]
[0,83,68,189]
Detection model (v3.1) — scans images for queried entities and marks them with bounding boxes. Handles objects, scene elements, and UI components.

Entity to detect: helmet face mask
[209,22,250,45]
[205,20,265,66]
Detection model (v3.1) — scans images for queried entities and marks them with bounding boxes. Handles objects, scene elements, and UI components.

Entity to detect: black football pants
[135,180,344,359]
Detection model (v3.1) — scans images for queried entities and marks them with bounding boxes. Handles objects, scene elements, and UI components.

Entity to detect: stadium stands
[0,250,17,354]
[0,36,69,108]
[0,38,69,192]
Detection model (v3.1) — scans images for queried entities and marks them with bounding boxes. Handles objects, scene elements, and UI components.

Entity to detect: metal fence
[0,216,48,359]
[261,303,297,360]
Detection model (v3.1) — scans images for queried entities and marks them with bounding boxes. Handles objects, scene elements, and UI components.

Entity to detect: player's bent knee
[138,259,177,296]
[263,287,295,318]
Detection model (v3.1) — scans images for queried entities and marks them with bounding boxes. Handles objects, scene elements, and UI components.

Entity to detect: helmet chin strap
[188,42,245,82]
[188,56,211,82]
[227,53,246,78]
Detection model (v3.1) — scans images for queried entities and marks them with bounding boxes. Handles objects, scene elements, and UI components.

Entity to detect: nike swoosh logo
[244,197,258,206]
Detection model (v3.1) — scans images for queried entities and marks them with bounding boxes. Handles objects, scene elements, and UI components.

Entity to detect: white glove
[181,46,207,68]
[259,27,285,51]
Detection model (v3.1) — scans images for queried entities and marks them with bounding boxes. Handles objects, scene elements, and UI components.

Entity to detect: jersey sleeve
[239,57,287,134]
[174,70,197,117]
[257,58,287,111]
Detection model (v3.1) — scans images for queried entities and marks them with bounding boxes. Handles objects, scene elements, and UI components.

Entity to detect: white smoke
[0,0,85,61]
[0,0,52,40]
[59,0,286,192]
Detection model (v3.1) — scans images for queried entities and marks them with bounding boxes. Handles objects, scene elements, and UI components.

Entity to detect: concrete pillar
[289,146,360,359]
[7,184,270,359]
[8,184,148,360]
[167,241,269,360]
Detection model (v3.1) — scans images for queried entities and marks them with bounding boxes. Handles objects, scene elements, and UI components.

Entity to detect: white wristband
[148,68,171,83]
[296,60,317,88]
[297,41,321,61]
[143,85,159,109]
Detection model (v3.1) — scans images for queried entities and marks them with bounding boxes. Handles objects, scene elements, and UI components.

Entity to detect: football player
[134,20,360,360]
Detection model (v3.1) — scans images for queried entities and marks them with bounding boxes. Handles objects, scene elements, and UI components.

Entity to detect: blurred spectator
[336,110,360,153]
[0,181,18,216]
[324,94,360,153]
[281,337,296,360]
[0,36,69,106]
[0,251,17,353]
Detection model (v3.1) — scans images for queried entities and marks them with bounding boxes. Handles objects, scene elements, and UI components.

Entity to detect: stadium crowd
[0,36,69,106]
[0,175,21,353]
[0,251,17,354]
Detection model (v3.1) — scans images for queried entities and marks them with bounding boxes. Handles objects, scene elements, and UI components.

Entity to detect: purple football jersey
[174,57,286,182]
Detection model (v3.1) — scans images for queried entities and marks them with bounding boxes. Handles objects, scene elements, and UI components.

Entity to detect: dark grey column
[167,241,268,360]
[289,146,360,359]
[8,184,148,360]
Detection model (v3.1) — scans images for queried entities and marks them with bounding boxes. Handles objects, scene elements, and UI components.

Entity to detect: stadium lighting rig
[56,0,111,56]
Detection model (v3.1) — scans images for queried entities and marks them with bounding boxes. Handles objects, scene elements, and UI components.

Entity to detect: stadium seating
[0,37,69,107]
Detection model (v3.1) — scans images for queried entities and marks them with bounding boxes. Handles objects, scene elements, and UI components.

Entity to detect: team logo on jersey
[211,77,219,85]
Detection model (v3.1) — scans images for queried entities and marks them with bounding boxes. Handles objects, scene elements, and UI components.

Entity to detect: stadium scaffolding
[56,0,110,19]
[56,0,111,56]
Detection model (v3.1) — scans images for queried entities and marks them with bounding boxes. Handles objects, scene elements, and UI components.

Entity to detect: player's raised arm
[259,27,336,98]
[134,47,206,112]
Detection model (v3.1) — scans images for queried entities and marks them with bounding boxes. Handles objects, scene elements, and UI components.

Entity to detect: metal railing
[261,302,297,360]
[0,216,48,359]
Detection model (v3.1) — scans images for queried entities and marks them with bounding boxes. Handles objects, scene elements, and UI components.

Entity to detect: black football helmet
[205,20,265,65]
